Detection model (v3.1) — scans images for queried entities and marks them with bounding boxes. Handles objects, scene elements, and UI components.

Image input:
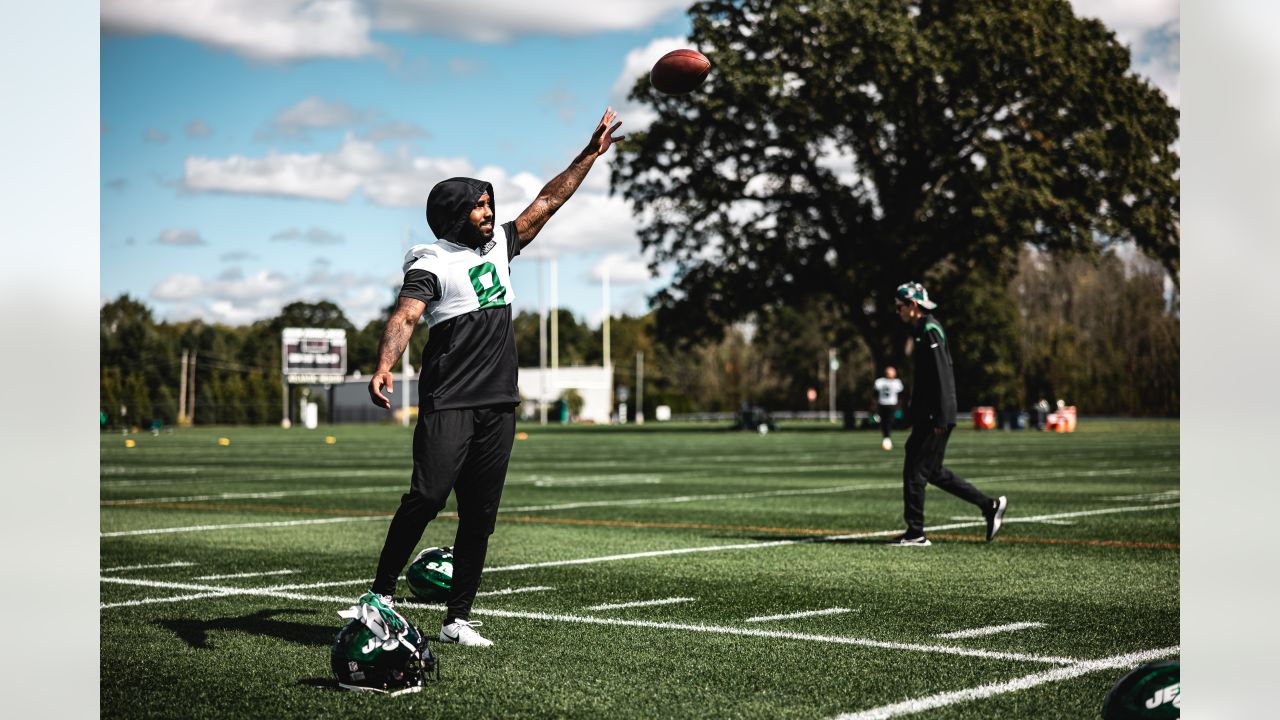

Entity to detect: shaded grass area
[101,420,1178,719]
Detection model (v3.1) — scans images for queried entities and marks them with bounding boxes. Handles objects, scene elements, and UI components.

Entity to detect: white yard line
[584,597,694,611]
[100,579,554,611]
[193,569,297,580]
[934,622,1046,639]
[100,514,392,538]
[100,465,1175,513]
[259,503,1180,591]
[101,590,238,609]
[101,486,405,505]
[831,645,1179,719]
[745,607,855,623]
[96,576,1076,665]
[101,561,196,572]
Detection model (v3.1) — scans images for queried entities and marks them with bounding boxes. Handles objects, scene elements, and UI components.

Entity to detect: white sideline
[934,622,1046,639]
[259,502,1181,591]
[830,645,1179,719]
[97,576,1077,665]
[99,577,553,610]
[99,465,1176,521]
[745,608,855,623]
[101,514,392,537]
[101,561,195,572]
[585,597,694,611]
[101,486,405,505]
[193,569,297,580]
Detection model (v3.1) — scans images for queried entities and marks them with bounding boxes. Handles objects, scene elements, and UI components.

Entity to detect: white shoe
[881,437,893,451]
[439,619,493,647]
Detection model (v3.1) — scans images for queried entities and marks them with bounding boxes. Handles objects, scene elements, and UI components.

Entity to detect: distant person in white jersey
[873,367,904,450]
[358,108,624,648]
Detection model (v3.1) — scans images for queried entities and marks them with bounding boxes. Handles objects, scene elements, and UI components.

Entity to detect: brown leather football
[650,49,711,96]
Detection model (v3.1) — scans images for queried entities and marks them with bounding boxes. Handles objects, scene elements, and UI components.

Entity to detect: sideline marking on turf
[100,579,555,610]
[101,561,195,572]
[100,514,392,537]
[193,569,297,580]
[746,607,855,623]
[830,645,1179,719]
[934,622,1046,639]
[101,485,405,505]
[260,503,1180,589]
[97,577,1077,665]
[585,597,694,611]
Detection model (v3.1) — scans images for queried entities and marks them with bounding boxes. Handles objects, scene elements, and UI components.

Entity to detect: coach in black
[887,282,1008,547]
[357,108,624,648]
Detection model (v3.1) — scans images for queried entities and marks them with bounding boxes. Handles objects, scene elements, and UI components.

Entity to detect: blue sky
[101,0,1179,328]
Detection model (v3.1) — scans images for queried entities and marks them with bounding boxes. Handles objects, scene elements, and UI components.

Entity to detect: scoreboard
[281,327,347,384]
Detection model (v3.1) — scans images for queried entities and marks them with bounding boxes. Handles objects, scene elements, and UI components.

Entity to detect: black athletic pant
[902,424,991,536]
[373,405,516,621]
[878,403,897,439]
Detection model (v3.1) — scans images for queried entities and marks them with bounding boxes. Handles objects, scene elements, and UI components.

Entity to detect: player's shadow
[158,608,337,650]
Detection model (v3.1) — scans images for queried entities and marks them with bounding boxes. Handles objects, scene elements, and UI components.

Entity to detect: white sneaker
[881,437,893,451]
[439,619,493,647]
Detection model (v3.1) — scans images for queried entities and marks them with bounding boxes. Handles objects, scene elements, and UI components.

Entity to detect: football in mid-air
[650,49,711,95]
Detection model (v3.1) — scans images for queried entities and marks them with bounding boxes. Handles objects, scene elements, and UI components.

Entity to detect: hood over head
[426,176,496,252]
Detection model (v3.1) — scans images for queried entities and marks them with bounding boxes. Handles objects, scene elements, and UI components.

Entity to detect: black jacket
[908,314,957,428]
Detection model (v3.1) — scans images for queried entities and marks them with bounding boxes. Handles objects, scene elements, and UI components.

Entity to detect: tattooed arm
[368,296,426,410]
[515,106,625,246]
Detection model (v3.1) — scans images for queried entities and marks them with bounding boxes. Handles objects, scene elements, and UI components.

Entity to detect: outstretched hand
[585,107,624,158]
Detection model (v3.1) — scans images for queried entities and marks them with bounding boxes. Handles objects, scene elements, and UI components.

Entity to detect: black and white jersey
[399,221,521,412]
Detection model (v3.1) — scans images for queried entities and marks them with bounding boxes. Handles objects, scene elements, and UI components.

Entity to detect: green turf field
[100,420,1179,719]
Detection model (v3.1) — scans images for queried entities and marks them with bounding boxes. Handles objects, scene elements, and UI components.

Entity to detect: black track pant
[878,403,897,439]
[372,405,515,621]
[902,424,991,536]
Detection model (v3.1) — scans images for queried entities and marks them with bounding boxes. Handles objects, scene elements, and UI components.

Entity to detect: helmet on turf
[331,600,439,694]
[405,546,454,602]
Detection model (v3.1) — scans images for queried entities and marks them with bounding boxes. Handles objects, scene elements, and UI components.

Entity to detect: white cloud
[373,0,689,43]
[260,96,372,140]
[182,136,639,256]
[271,227,345,245]
[590,252,651,285]
[362,121,429,142]
[149,264,393,326]
[152,273,204,300]
[1069,0,1179,104]
[101,0,384,62]
[185,119,213,138]
[156,228,206,246]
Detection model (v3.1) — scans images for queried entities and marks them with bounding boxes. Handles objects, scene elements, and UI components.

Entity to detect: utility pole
[188,350,198,425]
[828,348,839,423]
[538,256,548,425]
[178,349,188,424]
[636,351,644,425]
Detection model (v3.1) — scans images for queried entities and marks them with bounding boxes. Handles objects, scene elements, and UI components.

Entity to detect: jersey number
[468,262,507,309]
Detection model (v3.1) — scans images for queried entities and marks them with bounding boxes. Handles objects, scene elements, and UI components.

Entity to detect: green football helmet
[331,602,439,694]
[405,546,454,602]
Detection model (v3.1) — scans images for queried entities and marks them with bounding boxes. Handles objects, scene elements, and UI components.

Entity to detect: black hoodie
[397,176,522,412]
[427,177,497,253]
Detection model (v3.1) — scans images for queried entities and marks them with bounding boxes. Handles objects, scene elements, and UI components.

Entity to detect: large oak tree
[612,0,1179,368]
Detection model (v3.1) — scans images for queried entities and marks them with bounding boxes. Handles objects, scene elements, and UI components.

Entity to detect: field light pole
[828,348,838,424]
[538,256,548,425]
[178,349,188,424]
[636,351,644,425]
[550,256,558,419]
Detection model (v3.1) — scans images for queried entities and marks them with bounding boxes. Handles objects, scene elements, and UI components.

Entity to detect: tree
[612,0,1179,373]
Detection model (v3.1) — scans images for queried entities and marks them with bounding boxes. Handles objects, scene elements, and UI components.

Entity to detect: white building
[518,366,612,424]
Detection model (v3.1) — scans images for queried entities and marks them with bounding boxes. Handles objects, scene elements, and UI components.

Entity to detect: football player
[360,108,624,646]
[886,282,1008,546]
